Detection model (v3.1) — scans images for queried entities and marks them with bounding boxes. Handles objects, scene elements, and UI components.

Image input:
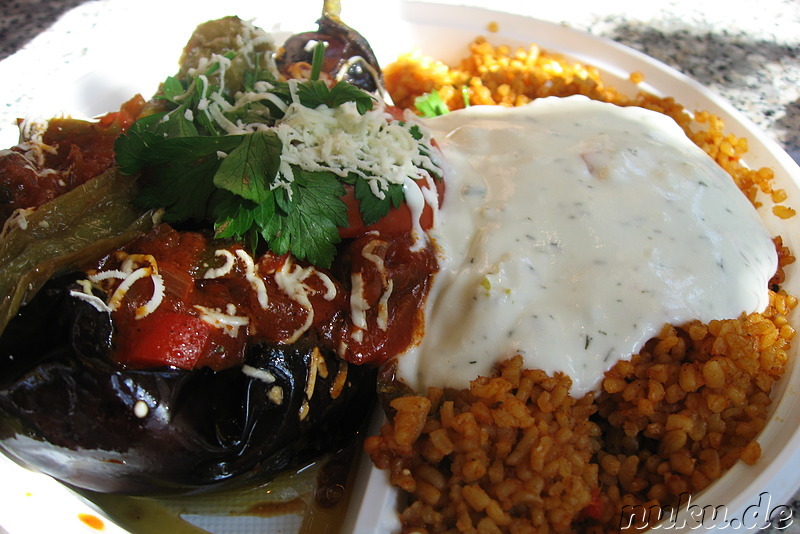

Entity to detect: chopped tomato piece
[97,94,146,131]
[115,312,213,370]
[338,180,444,239]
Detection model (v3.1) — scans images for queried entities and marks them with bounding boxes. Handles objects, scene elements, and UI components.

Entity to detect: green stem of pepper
[310,40,326,82]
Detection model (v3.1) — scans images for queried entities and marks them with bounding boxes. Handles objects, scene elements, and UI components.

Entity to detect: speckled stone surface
[0,0,87,60]
[582,2,800,166]
[0,1,798,532]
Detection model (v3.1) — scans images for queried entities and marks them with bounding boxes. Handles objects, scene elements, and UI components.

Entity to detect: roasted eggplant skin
[276,14,384,93]
[0,273,376,495]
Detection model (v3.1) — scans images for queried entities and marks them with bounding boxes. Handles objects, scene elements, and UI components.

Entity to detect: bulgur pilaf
[365,37,798,533]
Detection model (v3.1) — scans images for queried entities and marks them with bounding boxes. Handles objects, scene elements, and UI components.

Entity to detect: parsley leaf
[157,76,188,104]
[269,169,348,268]
[161,108,200,138]
[136,156,221,222]
[212,131,281,203]
[298,80,375,115]
[114,49,440,268]
[117,125,243,221]
[212,192,259,238]
[326,82,376,114]
[415,89,449,118]
[355,178,404,226]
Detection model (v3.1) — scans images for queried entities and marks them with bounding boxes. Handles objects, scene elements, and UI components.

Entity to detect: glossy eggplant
[276,13,385,93]
[0,273,376,495]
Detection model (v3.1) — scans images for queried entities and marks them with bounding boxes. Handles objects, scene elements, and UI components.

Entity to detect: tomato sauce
[0,95,144,222]
[93,224,438,371]
[2,94,441,372]
[331,233,438,365]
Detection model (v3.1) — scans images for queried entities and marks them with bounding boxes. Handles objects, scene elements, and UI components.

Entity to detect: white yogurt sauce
[397,96,778,397]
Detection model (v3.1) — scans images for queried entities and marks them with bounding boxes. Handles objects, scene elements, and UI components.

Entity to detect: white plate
[1,1,799,533]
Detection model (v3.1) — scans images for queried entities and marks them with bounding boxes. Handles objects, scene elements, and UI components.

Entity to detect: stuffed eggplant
[0,14,442,495]
[0,270,375,495]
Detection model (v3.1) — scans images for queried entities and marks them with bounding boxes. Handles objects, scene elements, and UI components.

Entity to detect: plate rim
[0,2,799,533]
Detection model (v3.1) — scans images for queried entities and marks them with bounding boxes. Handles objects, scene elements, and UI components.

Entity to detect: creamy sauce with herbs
[397,96,778,397]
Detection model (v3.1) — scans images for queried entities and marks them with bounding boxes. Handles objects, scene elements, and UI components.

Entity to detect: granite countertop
[0,1,798,533]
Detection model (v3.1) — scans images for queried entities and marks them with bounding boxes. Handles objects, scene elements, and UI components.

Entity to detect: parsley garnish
[415,89,450,118]
[115,50,440,268]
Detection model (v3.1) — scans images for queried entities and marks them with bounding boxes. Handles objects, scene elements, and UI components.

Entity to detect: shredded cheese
[273,95,440,198]
[69,289,112,314]
[17,117,56,166]
[242,364,276,384]
[361,239,388,279]
[86,254,164,319]
[137,271,165,319]
[349,272,369,342]
[304,347,323,400]
[235,249,269,309]
[268,386,284,405]
[203,249,236,279]
[329,362,348,400]
[274,258,329,343]
[107,267,152,311]
[0,207,36,239]
[349,239,396,339]
[186,59,443,239]
[194,304,249,338]
[377,279,393,331]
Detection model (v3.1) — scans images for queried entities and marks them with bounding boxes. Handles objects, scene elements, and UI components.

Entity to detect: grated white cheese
[0,207,36,239]
[273,94,440,198]
[350,239,396,336]
[87,254,164,319]
[242,364,276,384]
[303,39,322,53]
[304,347,323,400]
[361,239,388,279]
[89,269,128,283]
[204,249,236,279]
[349,272,368,343]
[235,249,269,309]
[17,117,56,166]
[119,253,158,274]
[135,272,164,319]
[377,279,393,331]
[274,258,327,343]
[234,19,277,72]
[194,304,249,338]
[268,385,284,405]
[107,267,152,311]
[196,74,211,112]
[69,288,112,314]
[186,63,441,221]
